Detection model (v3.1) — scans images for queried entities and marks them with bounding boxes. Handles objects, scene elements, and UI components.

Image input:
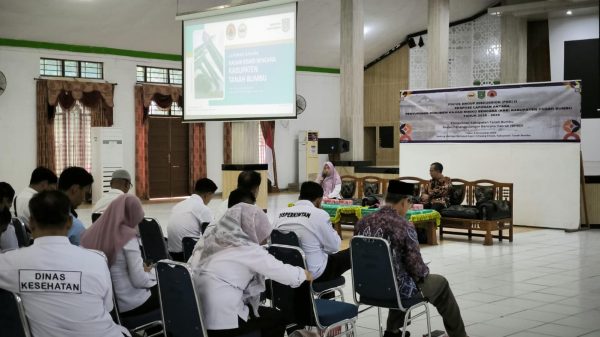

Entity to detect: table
[321,204,441,245]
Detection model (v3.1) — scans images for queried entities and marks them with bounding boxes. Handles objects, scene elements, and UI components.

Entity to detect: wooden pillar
[340,0,364,160]
[427,0,449,88]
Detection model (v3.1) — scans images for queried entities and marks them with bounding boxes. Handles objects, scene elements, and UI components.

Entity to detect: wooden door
[148,118,171,198]
[148,117,189,198]
[169,119,189,197]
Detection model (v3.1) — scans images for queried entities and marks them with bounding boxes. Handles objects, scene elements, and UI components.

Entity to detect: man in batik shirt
[354,180,468,337]
[421,162,452,211]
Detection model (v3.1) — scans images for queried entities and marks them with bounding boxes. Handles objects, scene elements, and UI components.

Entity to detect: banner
[399,81,581,143]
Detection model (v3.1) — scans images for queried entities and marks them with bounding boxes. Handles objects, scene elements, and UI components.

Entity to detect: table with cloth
[321,204,441,245]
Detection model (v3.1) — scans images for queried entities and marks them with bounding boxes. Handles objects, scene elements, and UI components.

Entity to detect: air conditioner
[298,130,319,184]
[91,128,124,204]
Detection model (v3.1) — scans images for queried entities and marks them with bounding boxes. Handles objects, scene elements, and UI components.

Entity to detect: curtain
[36,79,113,173]
[189,123,207,193]
[53,102,92,174]
[134,86,150,199]
[223,122,232,164]
[135,84,205,198]
[36,80,56,172]
[260,121,278,190]
[55,90,112,127]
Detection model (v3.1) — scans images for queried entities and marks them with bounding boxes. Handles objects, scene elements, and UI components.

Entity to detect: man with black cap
[354,180,468,337]
[92,169,132,214]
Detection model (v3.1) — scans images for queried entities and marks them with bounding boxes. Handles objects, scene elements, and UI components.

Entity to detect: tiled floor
[78,193,600,337]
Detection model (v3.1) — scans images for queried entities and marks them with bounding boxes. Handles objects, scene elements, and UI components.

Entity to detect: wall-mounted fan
[280,94,307,128]
[0,71,6,96]
[296,94,306,115]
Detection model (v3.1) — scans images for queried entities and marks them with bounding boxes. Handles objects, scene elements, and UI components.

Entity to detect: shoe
[383,330,410,337]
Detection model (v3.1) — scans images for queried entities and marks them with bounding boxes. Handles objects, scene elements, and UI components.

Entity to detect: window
[40,58,103,79]
[54,101,92,174]
[148,101,183,116]
[137,66,182,85]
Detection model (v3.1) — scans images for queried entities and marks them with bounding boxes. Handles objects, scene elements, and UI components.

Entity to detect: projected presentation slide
[183,2,296,121]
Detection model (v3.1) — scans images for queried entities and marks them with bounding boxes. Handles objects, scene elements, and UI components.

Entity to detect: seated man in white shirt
[92,169,132,214]
[167,178,217,261]
[58,167,94,246]
[273,181,351,297]
[0,182,18,252]
[14,166,58,225]
[0,190,127,337]
[213,170,261,223]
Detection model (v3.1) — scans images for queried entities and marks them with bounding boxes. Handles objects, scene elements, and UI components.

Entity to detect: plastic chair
[182,236,199,261]
[11,218,30,248]
[270,229,345,300]
[0,289,32,337]
[156,260,207,337]
[268,244,357,337]
[90,246,162,337]
[138,217,170,264]
[350,236,431,337]
[91,212,103,223]
[201,222,210,234]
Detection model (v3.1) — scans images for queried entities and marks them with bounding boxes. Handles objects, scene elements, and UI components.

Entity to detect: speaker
[318,138,350,154]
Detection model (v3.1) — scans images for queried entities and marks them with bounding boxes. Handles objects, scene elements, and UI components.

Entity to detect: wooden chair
[440,179,513,245]
[361,176,385,198]
[397,176,430,199]
[340,175,360,199]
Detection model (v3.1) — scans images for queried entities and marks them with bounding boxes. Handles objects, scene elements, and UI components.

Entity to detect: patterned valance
[46,80,114,107]
[140,84,182,108]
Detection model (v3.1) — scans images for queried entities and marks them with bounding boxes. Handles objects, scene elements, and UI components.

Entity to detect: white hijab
[190,203,272,316]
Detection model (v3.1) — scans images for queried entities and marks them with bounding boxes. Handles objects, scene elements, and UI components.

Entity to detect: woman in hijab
[316,161,342,198]
[189,202,312,337]
[81,194,159,317]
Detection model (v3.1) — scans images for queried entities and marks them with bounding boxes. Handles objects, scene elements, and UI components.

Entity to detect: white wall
[0,46,340,194]
[400,143,580,229]
[0,46,183,193]
[548,14,600,175]
[275,72,341,189]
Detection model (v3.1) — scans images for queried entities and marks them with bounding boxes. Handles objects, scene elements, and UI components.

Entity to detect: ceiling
[0,0,499,68]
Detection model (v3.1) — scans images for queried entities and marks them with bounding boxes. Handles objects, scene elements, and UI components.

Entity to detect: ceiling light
[418,36,424,48]
[407,37,416,48]
[566,10,572,15]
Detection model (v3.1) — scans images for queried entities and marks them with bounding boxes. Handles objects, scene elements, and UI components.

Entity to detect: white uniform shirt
[190,245,306,330]
[0,236,125,337]
[0,224,19,252]
[14,186,37,221]
[167,195,213,253]
[273,200,341,279]
[92,189,124,213]
[213,199,229,223]
[110,238,156,312]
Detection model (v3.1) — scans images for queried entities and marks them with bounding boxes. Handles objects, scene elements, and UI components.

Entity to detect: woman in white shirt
[81,194,159,317]
[190,201,312,337]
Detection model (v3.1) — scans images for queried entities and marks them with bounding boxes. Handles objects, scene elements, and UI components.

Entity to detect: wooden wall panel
[582,184,600,225]
[364,45,409,166]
